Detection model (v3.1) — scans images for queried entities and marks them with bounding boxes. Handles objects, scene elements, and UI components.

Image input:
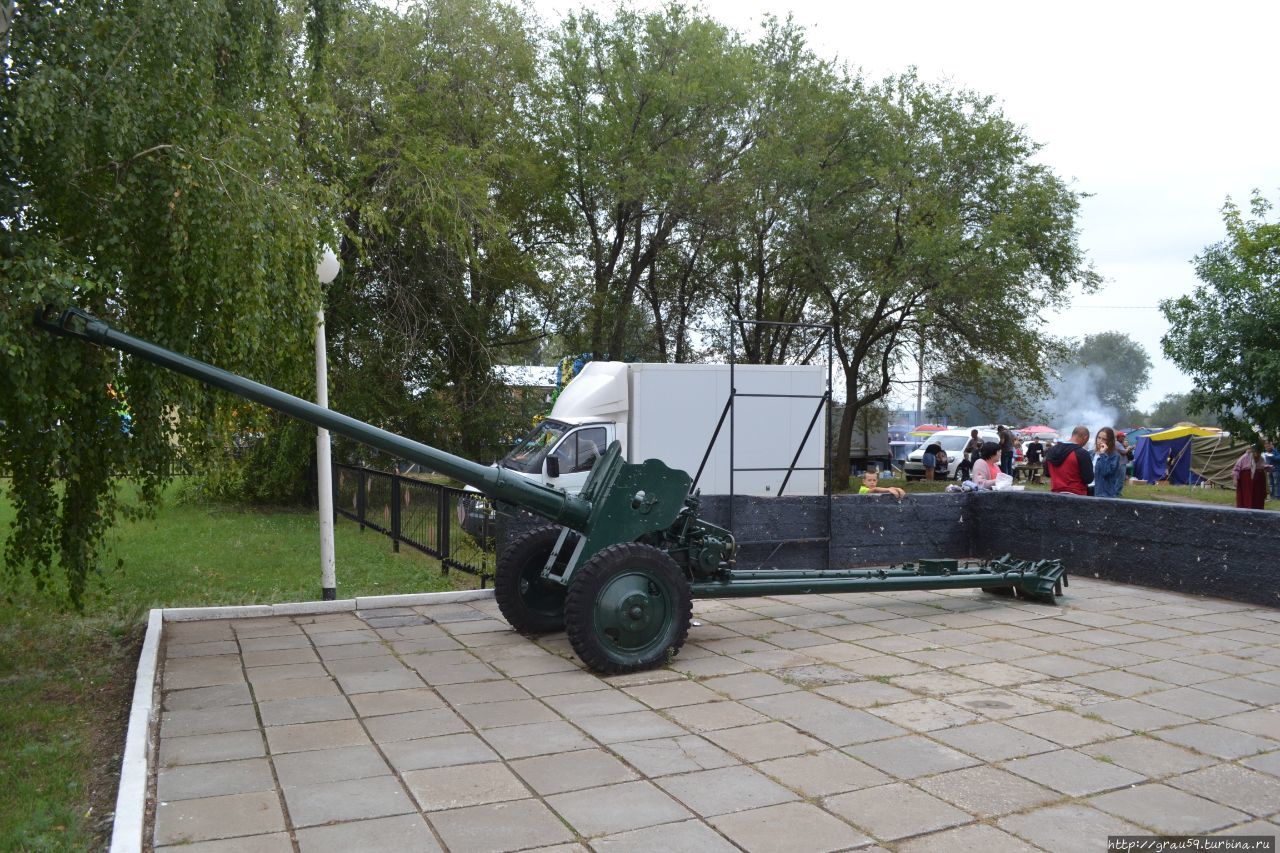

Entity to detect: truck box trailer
[495,361,827,497]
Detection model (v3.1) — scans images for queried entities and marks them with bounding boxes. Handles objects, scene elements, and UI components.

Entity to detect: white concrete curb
[109,587,497,850]
[109,608,163,853]
[161,588,494,622]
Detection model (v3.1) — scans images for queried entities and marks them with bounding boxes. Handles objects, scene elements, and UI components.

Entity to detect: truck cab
[499,418,615,494]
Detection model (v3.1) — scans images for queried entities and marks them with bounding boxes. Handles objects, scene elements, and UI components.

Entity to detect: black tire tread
[564,542,692,675]
[495,526,568,635]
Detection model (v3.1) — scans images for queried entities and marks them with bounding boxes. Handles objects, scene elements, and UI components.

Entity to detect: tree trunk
[832,375,857,490]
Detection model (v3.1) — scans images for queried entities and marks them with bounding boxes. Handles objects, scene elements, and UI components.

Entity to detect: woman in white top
[970,441,1002,489]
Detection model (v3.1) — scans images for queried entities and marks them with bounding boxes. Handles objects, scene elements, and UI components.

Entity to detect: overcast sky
[535,0,1280,410]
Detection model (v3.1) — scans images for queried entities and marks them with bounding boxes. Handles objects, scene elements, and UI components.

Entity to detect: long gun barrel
[36,305,1065,679]
[36,307,593,530]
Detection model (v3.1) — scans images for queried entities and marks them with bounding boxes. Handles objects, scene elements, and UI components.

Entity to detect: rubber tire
[564,543,692,675]
[495,526,569,635]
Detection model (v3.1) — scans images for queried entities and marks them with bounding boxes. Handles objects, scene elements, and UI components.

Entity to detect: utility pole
[315,247,340,600]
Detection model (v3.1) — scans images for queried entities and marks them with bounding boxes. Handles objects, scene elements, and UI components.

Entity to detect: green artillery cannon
[37,307,1067,674]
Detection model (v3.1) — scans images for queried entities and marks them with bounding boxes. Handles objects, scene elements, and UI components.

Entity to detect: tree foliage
[788,72,1097,486]
[1162,192,1280,439]
[1,0,332,604]
[1066,332,1151,414]
[538,3,751,359]
[927,360,1049,427]
[1146,391,1220,428]
[1,0,1103,601]
[322,0,557,463]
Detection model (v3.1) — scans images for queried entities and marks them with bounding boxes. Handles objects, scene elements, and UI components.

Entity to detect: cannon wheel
[495,526,570,634]
[564,543,692,675]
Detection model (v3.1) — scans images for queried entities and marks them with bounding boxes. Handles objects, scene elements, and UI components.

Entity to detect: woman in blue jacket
[1093,427,1126,498]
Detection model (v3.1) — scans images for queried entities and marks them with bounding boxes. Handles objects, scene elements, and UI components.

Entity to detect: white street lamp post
[315,247,340,600]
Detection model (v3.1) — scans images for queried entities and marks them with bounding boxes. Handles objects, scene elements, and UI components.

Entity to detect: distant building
[494,365,558,405]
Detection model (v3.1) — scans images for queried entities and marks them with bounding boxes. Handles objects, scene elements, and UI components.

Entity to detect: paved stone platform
[151,578,1280,852]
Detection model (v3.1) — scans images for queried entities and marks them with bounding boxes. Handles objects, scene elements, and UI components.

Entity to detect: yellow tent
[1146,425,1221,441]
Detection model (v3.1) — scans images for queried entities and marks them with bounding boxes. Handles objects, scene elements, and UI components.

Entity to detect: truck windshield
[501,420,569,473]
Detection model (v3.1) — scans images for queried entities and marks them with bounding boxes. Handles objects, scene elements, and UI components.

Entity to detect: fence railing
[333,463,496,587]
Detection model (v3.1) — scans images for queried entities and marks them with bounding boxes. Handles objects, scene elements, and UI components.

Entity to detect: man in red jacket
[1046,425,1094,495]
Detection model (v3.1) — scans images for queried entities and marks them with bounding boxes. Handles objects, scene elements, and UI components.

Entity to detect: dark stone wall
[969,490,1280,608]
[497,489,1280,608]
[698,494,979,571]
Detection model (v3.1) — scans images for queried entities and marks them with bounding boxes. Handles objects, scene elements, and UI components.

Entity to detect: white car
[903,428,998,480]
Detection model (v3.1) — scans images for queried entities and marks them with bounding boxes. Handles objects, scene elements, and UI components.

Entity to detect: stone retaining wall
[498,491,1280,608]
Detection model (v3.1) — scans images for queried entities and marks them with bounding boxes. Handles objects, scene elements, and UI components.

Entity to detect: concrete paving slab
[845,734,981,780]
[509,747,638,795]
[709,801,871,852]
[156,833,293,853]
[655,764,798,817]
[1004,748,1147,796]
[591,818,739,853]
[153,790,285,846]
[662,699,769,732]
[161,682,254,711]
[141,578,1280,850]
[281,775,416,827]
[547,779,692,836]
[928,720,1058,762]
[401,761,531,811]
[914,765,1059,817]
[895,822,1040,853]
[158,730,265,767]
[1167,763,1280,817]
[155,757,275,801]
[609,734,738,776]
[823,782,972,841]
[1089,783,1249,834]
[263,718,369,753]
[271,744,390,787]
[755,749,890,797]
[295,813,441,853]
[998,803,1146,853]
[159,704,260,738]
[702,721,825,762]
[428,799,575,852]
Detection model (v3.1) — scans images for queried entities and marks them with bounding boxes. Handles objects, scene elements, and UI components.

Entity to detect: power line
[1058,304,1164,310]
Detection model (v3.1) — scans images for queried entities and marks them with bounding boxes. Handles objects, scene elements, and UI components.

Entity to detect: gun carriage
[38,307,1066,674]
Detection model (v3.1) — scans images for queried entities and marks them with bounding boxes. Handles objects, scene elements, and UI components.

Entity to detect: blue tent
[1132,426,1241,486]
[1133,433,1193,484]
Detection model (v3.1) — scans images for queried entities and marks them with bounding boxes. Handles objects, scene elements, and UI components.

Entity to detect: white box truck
[492,361,827,496]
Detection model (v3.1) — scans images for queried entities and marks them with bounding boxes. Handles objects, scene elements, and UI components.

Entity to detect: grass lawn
[873,472,1275,509]
[0,478,472,851]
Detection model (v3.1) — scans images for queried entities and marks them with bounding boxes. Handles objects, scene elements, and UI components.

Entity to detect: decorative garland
[535,352,596,427]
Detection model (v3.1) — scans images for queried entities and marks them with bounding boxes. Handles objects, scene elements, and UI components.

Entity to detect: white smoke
[1044,365,1118,439]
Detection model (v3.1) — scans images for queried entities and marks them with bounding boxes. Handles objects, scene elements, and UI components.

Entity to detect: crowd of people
[865,425,1280,511]
[952,420,1269,504]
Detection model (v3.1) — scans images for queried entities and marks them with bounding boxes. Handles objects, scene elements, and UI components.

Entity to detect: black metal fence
[333,463,496,587]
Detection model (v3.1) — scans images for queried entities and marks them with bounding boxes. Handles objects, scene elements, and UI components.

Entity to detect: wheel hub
[595,573,670,651]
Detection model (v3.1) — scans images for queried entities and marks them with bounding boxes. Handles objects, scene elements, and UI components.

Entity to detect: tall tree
[538,3,752,359]
[792,72,1098,487]
[1147,392,1219,428]
[1067,331,1152,414]
[1162,192,1280,438]
[0,0,332,604]
[928,361,1049,426]
[710,16,842,366]
[324,0,555,461]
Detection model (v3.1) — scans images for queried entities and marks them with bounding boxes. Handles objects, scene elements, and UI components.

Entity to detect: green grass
[858,473,1275,509]
[0,478,474,851]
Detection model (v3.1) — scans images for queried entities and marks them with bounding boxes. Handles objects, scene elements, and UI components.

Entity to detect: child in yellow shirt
[858,470,905,500]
